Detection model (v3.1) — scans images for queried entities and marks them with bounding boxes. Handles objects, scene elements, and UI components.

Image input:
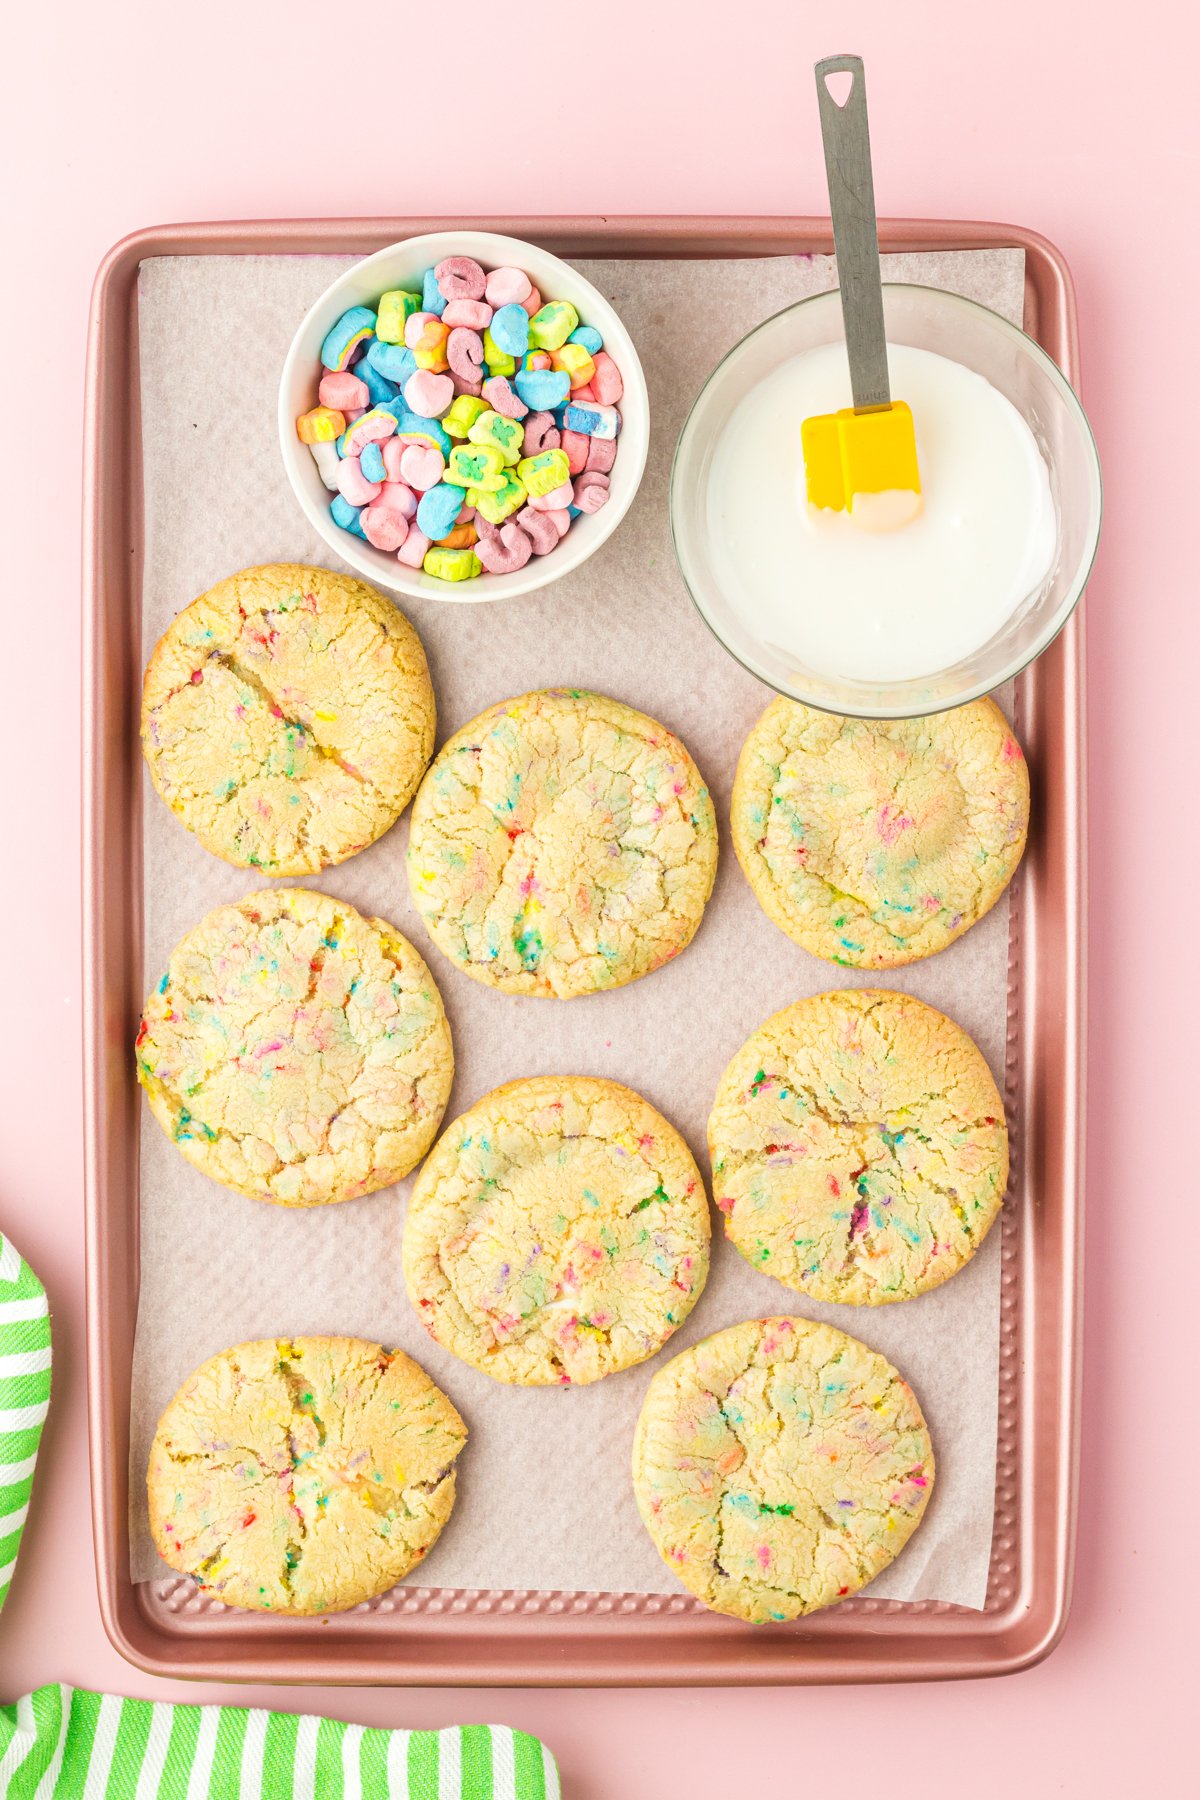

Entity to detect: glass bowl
[670,284,1102,718]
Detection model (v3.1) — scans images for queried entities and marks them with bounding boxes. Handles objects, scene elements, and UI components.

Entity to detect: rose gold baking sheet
[83,216,1085,1686]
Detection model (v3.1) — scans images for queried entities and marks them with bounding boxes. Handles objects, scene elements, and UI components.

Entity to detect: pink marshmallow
[519,285,542,316]
[403,311,437,349]
[377,480,417,519]
[404,370,454,418]
[528,479,574,512]
[435,256,486,301]
[447,327,484,384]
[456,503,476,524]
[344,406,367,424]
[485,266,533,308]
[335,456,382,506]
[516,506,561,555]
[319,370,369,411]
[561,429,589,475]
[361,505,410,551]
[482,375,528,419]
[545,508,571,538]
[571,382,597,403]
[589,351,624,406]
[585,435,617,473]
[396,527,431,569]
[476,520,533,573]
[397,443,444,491]
[442,298,493,330]
[451,373,483,397]
[522,411,560,455]
[573,470,611,514]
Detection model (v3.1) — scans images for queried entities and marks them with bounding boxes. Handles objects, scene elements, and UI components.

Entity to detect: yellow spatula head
[802,399,921,514]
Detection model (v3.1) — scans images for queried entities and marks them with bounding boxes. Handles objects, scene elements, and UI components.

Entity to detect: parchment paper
[130,247,1026,1608]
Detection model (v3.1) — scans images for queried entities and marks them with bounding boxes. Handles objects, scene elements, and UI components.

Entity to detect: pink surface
[0,2,1192,1793]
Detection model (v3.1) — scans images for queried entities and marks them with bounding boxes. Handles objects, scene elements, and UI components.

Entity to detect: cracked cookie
[709,989,1007,1304]
[406,689,718,999]
[731,696,1029,968]
[403,1076,711,1384]
[633,1315,933,1622]
[148,1336,466,1614]
[136,888,453,1206]
[141,563,435,875]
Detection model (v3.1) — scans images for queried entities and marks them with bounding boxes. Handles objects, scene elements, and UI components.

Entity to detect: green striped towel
[0,1694,561,1797]
[0,1234,50,1616]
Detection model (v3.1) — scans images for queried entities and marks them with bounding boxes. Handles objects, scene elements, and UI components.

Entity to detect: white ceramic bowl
[279,230,649,603]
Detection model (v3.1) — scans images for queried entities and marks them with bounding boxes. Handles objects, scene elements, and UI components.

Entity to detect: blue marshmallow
[356,359,399,407]
[320,306,376,372]
[563,400,621,440]
[490,303,530,357]
[568,324,603,354]
[422,269,447,318]
[514,368,571,411]
[393,409,452,458]
[360,441,387,484]
[416,482,464,542]
[330,496,366,537]
[366,340,417,385]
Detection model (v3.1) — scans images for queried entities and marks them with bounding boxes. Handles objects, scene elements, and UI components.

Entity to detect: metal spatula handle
[815,54,891,412]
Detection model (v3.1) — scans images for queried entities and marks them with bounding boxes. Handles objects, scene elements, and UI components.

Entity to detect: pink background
[2,1,1193,1792]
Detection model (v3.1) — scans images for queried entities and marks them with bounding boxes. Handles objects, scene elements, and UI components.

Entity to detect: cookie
[141,563,435,875]
[731,696,1029,968]
[136,888,453,1206]
[708,989,1007,1304]
[148,1336,466,1614]
[403,1076,710,1385]
[632,1315,934,1622]
[406,689,718,998]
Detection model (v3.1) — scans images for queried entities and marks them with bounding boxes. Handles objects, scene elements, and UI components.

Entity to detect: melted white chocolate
[707,342,1057,683]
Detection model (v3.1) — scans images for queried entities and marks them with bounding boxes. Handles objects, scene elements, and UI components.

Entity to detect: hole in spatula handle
[823,67,854,108]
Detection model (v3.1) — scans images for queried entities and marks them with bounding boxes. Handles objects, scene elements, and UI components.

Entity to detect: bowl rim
[669,281,1103,719]
[278,228,650,605]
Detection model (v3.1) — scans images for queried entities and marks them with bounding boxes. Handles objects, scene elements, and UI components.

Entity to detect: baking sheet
[129,247,1025,1608]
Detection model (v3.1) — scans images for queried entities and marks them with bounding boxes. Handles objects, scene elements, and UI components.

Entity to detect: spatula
[802,54,922,522]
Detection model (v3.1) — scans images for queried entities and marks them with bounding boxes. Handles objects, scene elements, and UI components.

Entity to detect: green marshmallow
[423,546,483,582]
[375,289,421,344]
[445,443,506,492]
[482,327,517,376]
[468,409,525,466]
[527,301,579,352]
[517,447,570,497]
[442,395,489,440]
[469,473,527,524]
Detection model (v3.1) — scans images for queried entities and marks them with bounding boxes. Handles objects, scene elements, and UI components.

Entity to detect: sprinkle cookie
[141,563,435,875]
[136,888,453,1206]
[632,1315,934,1622]
[731,696,1029,968]
[406,689,718,998]
[708,989,1007,1304]
[148,1337,466,1614]
[403,1077,710,1385]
